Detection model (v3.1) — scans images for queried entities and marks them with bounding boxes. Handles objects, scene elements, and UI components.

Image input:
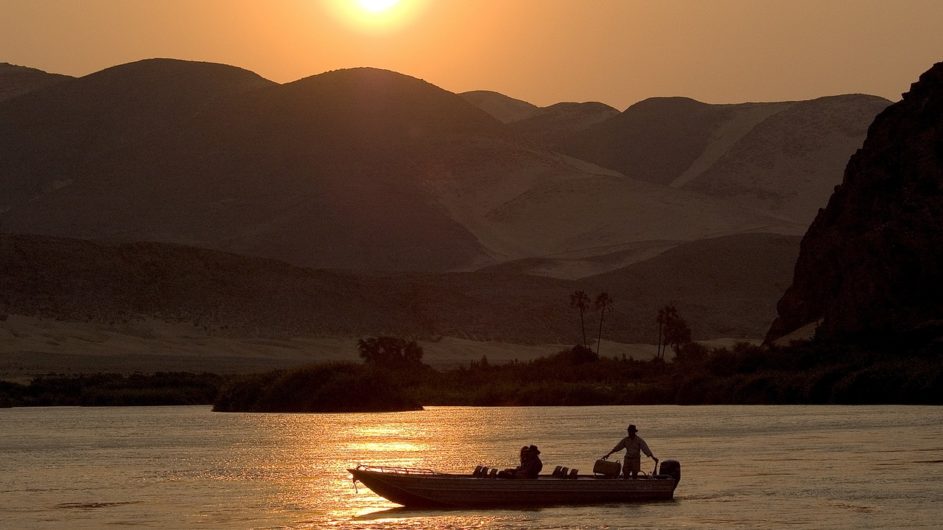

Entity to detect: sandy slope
[427,146,803,267]
[459,90,541,123]
[670,102,793,188]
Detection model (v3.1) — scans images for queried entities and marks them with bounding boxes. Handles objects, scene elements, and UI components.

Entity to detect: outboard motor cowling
[659,459,681,483]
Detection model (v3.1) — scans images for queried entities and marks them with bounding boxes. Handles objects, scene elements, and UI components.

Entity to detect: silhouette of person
[498,445,532,478]
[519,445,543,478]
[602,424,657,479]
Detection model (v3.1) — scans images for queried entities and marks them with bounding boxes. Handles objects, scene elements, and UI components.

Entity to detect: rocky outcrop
[767,62,943,344]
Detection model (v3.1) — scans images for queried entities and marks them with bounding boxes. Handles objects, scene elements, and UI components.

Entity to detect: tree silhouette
[656,305,692,360]
[570,290,590,346]
[357,336,424,367]
[656,306,671,360]
[594,292,613,356]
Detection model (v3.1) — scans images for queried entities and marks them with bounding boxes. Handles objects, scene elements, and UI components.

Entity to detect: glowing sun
[325,0,424,32]
[357,0,401,14]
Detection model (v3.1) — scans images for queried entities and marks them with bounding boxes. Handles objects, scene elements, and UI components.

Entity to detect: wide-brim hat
[627,424,638,433]
[529,444,541,454]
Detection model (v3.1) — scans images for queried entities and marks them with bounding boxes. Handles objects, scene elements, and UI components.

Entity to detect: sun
[356,0,400,14]
[324,0,425,32]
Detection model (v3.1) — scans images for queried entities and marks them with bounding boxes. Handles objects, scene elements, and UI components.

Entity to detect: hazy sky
[2,0,942,109]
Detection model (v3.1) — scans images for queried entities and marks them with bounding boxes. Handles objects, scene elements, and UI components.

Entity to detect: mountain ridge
[0,58,814,273]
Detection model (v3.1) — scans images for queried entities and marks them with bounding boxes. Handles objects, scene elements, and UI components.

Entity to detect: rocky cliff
[767,62,943,345]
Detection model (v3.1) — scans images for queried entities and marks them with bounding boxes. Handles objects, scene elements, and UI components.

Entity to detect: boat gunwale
[350,465,676,482]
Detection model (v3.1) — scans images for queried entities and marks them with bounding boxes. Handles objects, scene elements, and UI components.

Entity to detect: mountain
[560,95,891,224]
[0,59,803,273]
[460,90,541,122]
[767,62,943,345]
[460,90,619,148]
[684,95,893,224]
[0,58,276,227]
[510,101,619,148]
[0,61,502,271]
[0,63,72,102]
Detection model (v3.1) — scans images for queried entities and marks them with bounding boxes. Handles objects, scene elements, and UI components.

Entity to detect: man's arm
[639,437,656,460]
[602,438,626,458]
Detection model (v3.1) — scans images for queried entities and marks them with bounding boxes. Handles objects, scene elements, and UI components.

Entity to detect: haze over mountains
[0,58,899,373]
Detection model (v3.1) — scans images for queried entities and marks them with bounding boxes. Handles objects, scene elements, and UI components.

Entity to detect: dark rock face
[767,62,943,344]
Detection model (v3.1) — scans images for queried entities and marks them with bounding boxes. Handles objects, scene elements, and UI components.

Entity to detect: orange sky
[2,0,941,109]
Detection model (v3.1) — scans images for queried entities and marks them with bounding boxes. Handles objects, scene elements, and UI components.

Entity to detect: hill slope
[1,232,799,346]
[0,63,72,102]
[561,95,891,224]
[460,90,541,122]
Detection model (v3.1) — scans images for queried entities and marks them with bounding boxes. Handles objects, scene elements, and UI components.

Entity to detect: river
[1,405,941,528]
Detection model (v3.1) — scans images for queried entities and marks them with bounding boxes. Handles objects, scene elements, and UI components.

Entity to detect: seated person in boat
[521,445,543,478]
[601,424,658,479]
[498,445,543,478]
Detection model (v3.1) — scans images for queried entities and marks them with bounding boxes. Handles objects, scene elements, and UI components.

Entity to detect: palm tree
[656,305,691,360]
[656,305,678,360]
[570,290,590,346]
[594,292,613,356]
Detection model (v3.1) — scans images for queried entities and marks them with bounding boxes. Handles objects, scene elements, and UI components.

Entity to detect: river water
[1,405,941,528]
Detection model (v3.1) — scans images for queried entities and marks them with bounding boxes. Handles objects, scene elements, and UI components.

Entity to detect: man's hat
[627,424,638,433]
[529,444,540,454]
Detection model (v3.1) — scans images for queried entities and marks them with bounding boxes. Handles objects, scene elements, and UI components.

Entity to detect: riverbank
[4,340,939,409]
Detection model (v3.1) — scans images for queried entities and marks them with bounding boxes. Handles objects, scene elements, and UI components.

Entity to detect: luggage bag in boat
[593,459,621,477]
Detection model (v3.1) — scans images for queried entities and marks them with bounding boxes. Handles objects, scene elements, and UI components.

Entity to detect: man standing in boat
[601,424,658,479]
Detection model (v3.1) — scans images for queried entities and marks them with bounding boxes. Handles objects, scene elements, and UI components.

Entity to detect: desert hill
[0,59,804,273]
[0,62,72,102]
[560,95,891,224]
[460,90,619,148]
[509,101,620,148]
[685,95,893,223]
[0,62,503,271]
[0,59,275,218]
[768,62,943,345]
[459,90,541,122]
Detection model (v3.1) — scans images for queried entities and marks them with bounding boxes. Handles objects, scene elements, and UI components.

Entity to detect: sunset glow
[325,0,424,32]
[3,1,941,107]
[357,0,400,14]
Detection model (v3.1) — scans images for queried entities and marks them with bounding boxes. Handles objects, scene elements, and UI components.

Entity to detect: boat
[349,460,681,507]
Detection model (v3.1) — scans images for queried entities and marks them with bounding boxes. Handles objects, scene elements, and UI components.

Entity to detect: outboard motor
[659,459,681,483]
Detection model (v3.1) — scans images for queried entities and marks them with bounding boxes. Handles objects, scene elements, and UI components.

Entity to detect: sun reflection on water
[224,408,493,524]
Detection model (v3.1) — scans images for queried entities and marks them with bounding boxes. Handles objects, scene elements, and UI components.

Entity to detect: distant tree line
[3,338,940,409]
[0,372,221,407]
[4,323,940,409]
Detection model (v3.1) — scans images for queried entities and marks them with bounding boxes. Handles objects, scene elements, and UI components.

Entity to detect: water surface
[1,405,941,528]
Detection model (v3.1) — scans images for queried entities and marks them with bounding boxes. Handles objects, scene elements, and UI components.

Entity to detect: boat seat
[473,465,484,477]
[568,468,579,479]
[488,468,498,478]
[552,466,564,477]
[560,467,569,477]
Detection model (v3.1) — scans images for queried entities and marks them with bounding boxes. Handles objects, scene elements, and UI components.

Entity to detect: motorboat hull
[349,466,679,507]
